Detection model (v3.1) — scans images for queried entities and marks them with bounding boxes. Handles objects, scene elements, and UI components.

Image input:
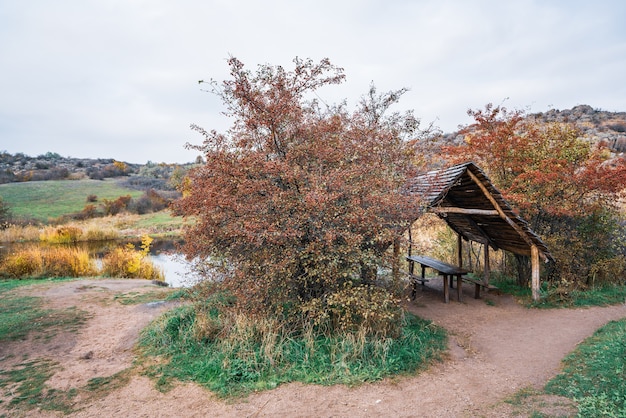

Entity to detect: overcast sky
[1,1,625,164]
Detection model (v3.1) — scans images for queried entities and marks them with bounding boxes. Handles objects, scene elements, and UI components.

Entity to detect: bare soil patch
[1,278,625,417]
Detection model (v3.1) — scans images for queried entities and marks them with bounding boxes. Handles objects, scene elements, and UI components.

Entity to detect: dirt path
[2,279,625,417]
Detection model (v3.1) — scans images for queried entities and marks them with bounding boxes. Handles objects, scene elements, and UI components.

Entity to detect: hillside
[439,104,626,155]
[0,179,144,221]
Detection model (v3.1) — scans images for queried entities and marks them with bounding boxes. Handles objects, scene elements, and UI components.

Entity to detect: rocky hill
[531,105,626,153]
[439,104,626,155]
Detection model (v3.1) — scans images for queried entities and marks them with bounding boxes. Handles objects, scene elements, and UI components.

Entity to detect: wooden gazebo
[404,162,553,301]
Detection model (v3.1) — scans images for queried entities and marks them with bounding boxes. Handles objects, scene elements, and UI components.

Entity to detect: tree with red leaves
[176,57,424,331]
[445,104,626,287]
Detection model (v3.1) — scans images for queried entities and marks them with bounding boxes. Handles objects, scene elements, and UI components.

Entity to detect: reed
[42,247,97,277]
[0,224,41,242]
[0,246,96,278]
[0,246,44,277]
[39,226,83,244]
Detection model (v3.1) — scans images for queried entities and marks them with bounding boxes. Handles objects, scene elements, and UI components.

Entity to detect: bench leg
[443,275,449,303]
[474,283,481,299]
[456,275,462,302]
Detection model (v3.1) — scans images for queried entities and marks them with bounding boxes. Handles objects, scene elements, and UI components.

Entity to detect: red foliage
[445,104,626,221]
[444,104,626,284]
[176,57,424,320]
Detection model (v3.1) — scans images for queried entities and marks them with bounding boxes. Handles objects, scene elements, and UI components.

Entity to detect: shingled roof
[406,162,553,261]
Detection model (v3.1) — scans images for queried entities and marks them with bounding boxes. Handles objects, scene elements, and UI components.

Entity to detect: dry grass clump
[40,226,83,244]
[42,247,97,277]
[0,221,120,244]
[0,246,44,277]
[0,224,41,242]
[301,284,404,338]
[0,246,96,278]
[82,226,120,241]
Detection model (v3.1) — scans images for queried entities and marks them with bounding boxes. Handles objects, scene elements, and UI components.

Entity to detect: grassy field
[0,179,143,221]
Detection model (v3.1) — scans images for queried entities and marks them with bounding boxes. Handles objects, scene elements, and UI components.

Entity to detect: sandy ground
[1,278,625,417]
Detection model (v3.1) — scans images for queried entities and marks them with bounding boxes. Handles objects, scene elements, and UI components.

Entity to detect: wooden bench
[461,275,499,299]
[406,255,470,303]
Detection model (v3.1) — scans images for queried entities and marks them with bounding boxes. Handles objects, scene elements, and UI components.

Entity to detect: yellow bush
[100,236,164,281]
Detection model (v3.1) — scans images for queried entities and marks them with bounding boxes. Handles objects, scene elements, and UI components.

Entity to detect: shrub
[86,194,98,202]
[100,235,164,281]
[102,195,132,215]
[78,204,100,220]
[301,285,403,337]
[0,196,10,228]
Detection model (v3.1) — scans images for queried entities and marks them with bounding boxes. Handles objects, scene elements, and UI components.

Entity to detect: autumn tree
[445,104,626,287]
[176,57,424,335]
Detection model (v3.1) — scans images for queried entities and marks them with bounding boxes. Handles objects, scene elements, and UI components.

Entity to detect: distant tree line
[0,151,202,185]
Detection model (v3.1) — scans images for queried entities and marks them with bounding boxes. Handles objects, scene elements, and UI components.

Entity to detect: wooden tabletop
[406,255,469,275]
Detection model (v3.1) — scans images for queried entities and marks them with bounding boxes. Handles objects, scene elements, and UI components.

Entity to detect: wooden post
[531,244,540,301]
[484,244,490,287]
[443,274,449,303]
[457,234,463,268]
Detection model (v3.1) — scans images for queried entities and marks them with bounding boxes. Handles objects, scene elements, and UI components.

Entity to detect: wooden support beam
[432,207,499,216]
[531,244,540,301]
[465,169,549,262]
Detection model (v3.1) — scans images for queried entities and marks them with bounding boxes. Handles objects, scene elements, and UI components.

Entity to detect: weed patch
[0,358,77,414]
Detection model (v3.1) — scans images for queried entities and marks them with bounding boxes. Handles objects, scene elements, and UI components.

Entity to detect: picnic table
[406,255,470,303]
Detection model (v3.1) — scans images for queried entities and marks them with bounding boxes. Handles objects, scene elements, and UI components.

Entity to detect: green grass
[0,279,92,414]
[0,278,88,342]
[114,288,186,305]
[139,304,447,398]
[545,318,626,416]
[0,179,142,221]
[492,276,626,308]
